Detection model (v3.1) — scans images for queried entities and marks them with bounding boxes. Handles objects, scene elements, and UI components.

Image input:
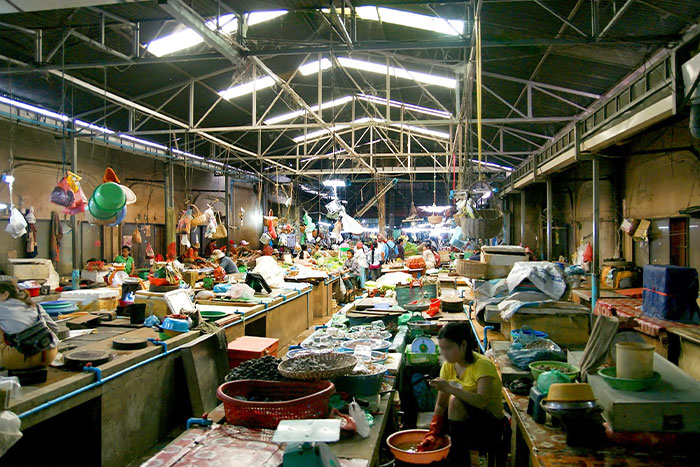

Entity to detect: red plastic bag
[583,243,593,263]
[63,185,87,215]
[49,177,75,207]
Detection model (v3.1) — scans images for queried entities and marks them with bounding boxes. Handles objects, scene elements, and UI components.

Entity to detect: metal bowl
[407,321,443,335]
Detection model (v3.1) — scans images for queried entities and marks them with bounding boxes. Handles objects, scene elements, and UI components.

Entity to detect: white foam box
[480,246,528,267]
[570,351,700,433]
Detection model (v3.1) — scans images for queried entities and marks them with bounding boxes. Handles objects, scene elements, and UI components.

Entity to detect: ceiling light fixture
[293,124,349,143]
[0,95,69,121]
[322,180,347,188]
[298,58,333,76]
[298,58,456,89]
[324,6,465,36]
[469,159,514,172]
[391,123,450,140]
[264,95,352,124]
[219,75,275,100]
[119,134,168,150]
[74,119,115,134]
[147,11,286,57]
[172,148,204,160]
[357,93,452,119]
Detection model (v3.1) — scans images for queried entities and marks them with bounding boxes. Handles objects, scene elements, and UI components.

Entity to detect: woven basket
[190,205,207,227]
[428,214,443,225]
[457,259,488,279]
[278,353,357,381]
[461,209,504,239]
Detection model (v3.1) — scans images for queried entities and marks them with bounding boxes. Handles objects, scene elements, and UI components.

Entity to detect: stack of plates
[39,300,79,317]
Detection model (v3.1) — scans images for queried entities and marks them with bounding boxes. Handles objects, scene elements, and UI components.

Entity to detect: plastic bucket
[616,342,654,379]
[88,196,120,220]
[92,182,126,212]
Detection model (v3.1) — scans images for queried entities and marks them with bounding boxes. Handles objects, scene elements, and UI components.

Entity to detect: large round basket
[278,353,357,381]
[461,209,504,239]
[456,259,488,279]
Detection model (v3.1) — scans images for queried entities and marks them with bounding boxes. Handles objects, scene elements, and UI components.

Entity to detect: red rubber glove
[417,414,448,452]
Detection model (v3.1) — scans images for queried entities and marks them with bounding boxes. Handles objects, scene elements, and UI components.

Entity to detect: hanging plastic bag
[260,232,272,244]
[191,231,200,248]
[49,177,75,207]
[5,208,27,238]
[132,227,142,244]
[176,210,192,234]
[180,234,191,248]
[340,213,364,235]
[145,242,155,258]
[63,184,87,215]
[331,220,343,242]
[339,278,347,296]
[205,217,217,239]
[0,410,22,457]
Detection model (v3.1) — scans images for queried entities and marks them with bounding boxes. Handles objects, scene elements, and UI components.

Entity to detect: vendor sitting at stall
[0,277,59,370]
[114,245,134,274]
[210,249,237,274]
[421,242,436,270]
[341,249,362,292]
[418,322,504,464]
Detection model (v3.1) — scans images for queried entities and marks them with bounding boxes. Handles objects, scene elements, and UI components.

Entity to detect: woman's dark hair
[122,245,131,252]
[0,281,35,308]
[438,322,475,363]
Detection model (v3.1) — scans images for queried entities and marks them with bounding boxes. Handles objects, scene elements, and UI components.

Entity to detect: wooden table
[491,349,700,466]
[570,288,625,306]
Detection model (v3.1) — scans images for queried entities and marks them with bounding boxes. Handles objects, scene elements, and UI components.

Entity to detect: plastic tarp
[474,279,509,313]
[507,262,566,300]
[376,272,413,288]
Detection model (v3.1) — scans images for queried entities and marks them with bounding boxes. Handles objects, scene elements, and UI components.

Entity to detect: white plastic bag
[339,278,347,296]
[180,234,191,248]
[205,218,217,239]
[225,283,255,300]
[349,400,370,438]
[0,410,22,456]
[251,256,285,288]
[340,213,364,235]
[5,208,27,239]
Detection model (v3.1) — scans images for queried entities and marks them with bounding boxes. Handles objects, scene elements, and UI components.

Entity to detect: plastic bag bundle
[5,208,27,238]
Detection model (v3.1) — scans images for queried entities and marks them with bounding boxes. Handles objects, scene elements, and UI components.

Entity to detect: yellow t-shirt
[439,352,503,419]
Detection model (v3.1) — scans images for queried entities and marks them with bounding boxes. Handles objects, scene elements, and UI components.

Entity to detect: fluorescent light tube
[219,76,275,100]
[357,93,452,119]
[74,119,115,134]
[298,58,333,76]
[338,57,456,89]
[293,124,349,143]
[391,124,449,140]
[469,159,513,172]
[119,134,168,150]
[172,148,204,160]
[264,95,352,125]
[0,95,69,121]
[322,180,346,187]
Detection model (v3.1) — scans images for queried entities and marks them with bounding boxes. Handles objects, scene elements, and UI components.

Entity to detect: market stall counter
[489,342,700,466]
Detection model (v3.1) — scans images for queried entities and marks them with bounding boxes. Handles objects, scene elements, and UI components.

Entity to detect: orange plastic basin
[387,429,451,465]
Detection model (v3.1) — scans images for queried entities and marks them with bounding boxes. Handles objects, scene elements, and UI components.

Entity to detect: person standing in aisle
[396,238,405,260]
[354,242,369,288]
[114,245,135,275]
[368,242,382,280]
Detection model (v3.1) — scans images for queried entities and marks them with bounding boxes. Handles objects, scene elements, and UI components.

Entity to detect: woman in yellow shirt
[418,322,504,464]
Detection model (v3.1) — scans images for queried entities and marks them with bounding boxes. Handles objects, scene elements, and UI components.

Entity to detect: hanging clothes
[50,211,62,264]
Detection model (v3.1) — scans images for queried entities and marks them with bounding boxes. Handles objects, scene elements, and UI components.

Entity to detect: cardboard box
[227,336,279,369]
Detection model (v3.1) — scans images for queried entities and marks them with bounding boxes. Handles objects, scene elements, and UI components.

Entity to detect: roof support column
[164,161,176,252]
[71,136,82,272]
[591,156,600,310]
[546,177,552,261]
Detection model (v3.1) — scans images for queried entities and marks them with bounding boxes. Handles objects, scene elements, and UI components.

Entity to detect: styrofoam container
[60,288,120,299]
[481,246,529,266]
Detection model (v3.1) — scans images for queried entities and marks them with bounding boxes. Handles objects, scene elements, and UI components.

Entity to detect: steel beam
[533,0,588,37]
[160,0,243,65]
[483,71,600,99]
[598,0,635,39]
[592,156,600,309]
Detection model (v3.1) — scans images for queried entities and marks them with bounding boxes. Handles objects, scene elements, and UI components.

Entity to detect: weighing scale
[411,336,436,354]
[273,419,341,467]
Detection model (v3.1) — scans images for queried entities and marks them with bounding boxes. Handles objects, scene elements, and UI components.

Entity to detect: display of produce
[224,356,285,382]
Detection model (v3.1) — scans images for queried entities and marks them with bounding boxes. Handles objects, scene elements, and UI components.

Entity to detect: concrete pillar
[546,178,552,260]
[592,158,600,309]
[520,190,526,245]
[71,137,82,270]
[377,188,386,238]
[164,162,176,250]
